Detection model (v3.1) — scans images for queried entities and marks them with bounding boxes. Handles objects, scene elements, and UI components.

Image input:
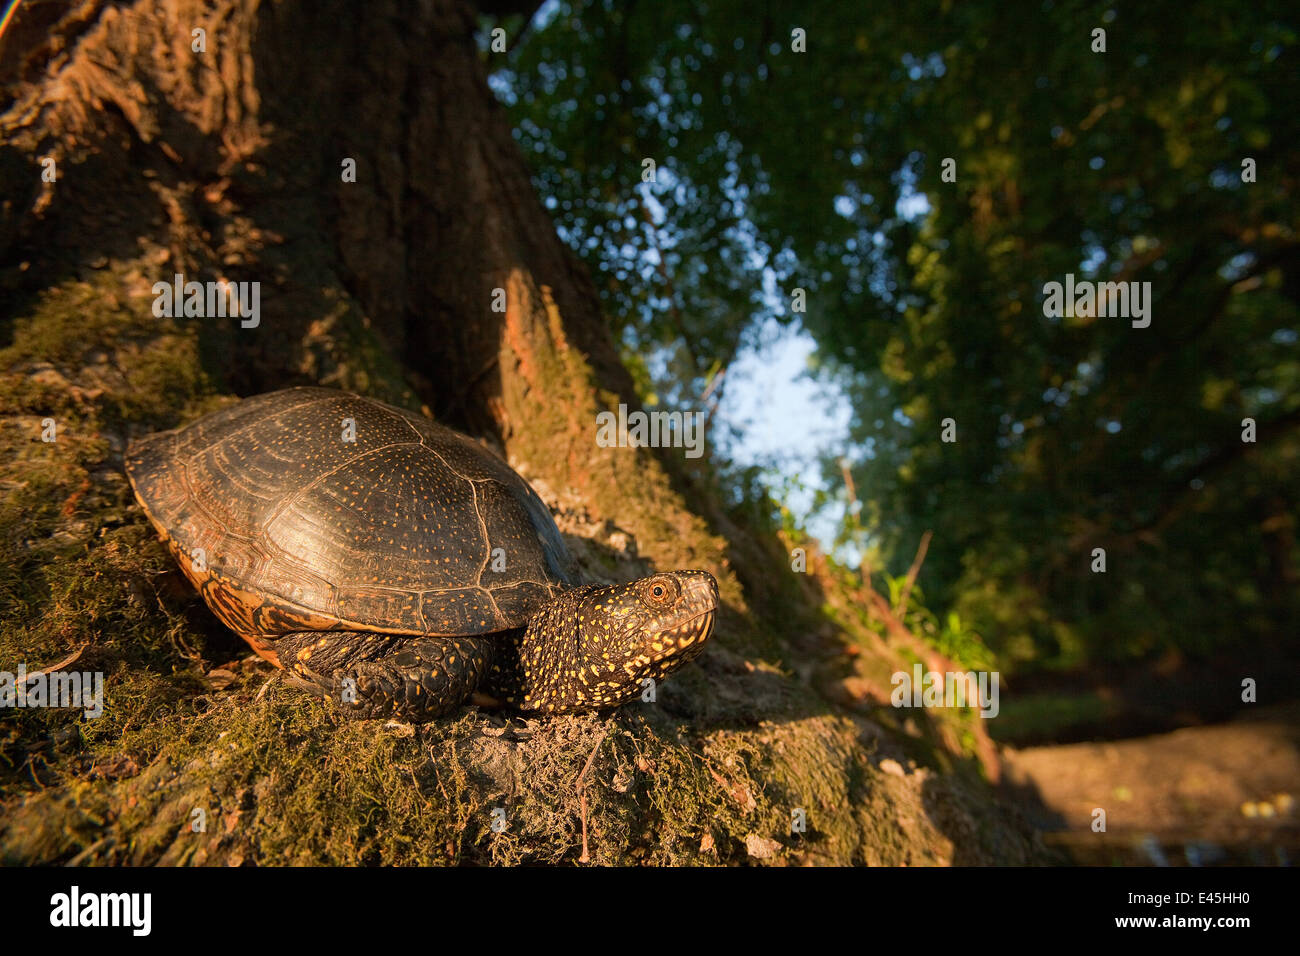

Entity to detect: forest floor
[1001,701,1300,865]
[0,280,1049,866]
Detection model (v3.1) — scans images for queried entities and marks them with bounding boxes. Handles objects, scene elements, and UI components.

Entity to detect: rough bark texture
[0,0,1048,865]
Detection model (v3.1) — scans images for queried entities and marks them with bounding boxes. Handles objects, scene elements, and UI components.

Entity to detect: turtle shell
[125,387,577,643]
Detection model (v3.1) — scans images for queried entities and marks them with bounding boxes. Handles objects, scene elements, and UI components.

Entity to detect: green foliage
[884,576,995,674]
[500,0,1299,672]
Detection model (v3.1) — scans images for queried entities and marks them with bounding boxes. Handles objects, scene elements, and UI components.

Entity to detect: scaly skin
[273,571,719,720]
[484,570,719,713]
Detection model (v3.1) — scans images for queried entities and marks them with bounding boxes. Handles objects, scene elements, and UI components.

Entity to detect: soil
[1002,702,1300,865]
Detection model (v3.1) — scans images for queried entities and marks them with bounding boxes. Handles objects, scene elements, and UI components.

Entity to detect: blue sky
[712,317,852,550]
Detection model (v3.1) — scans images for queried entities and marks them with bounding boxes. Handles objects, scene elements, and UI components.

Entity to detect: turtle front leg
[270,631,495,721]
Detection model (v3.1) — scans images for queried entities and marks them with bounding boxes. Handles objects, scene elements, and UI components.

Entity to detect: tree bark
[0,0,1046,865]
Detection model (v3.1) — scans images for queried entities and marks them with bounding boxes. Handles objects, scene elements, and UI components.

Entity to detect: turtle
[124,386,718,721]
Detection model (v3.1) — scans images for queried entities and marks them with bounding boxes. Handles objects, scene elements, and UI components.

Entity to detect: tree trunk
[0,0,1045,865]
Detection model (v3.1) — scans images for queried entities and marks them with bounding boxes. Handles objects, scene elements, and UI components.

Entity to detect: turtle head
[505,570,719,713]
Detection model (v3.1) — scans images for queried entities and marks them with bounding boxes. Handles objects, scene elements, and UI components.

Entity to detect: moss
[0,268,1048,866]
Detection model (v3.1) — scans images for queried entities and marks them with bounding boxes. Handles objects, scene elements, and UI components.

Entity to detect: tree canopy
[494,0,1298,672]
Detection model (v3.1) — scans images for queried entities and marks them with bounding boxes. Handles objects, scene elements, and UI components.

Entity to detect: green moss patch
[0,270,1046,866]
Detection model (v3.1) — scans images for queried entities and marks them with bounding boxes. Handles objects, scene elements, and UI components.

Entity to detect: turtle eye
[639,575,679,608]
